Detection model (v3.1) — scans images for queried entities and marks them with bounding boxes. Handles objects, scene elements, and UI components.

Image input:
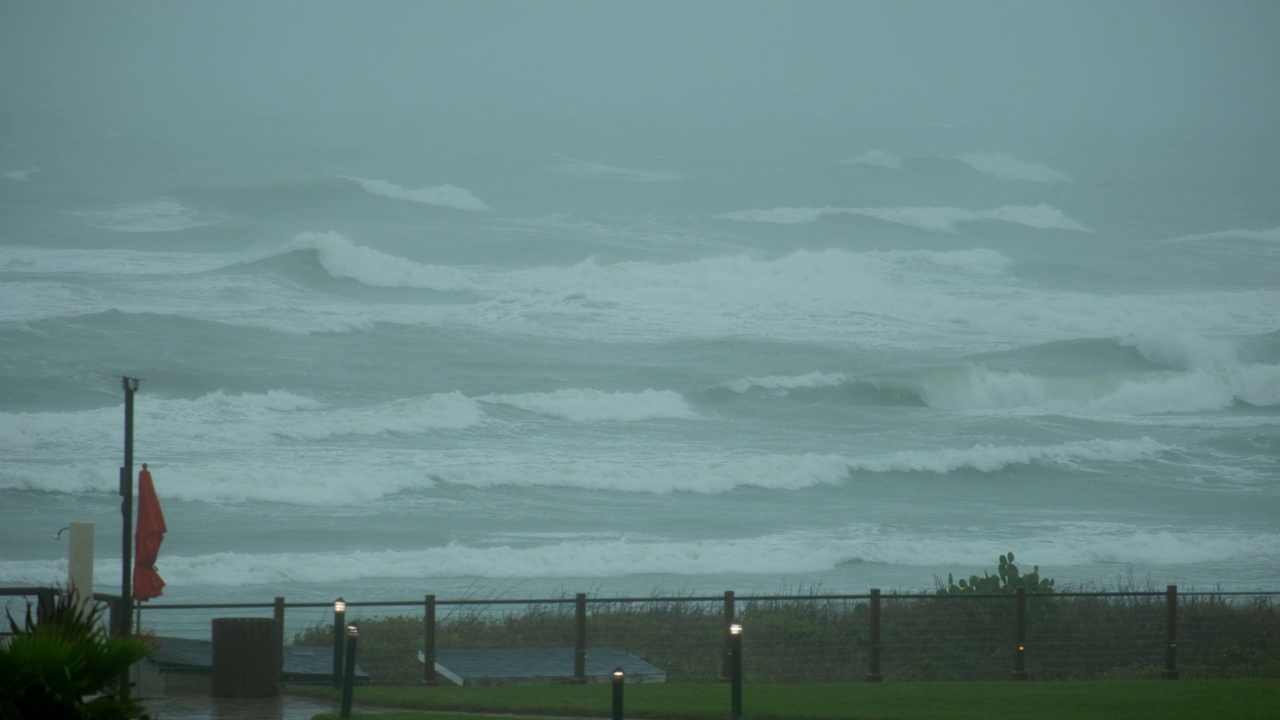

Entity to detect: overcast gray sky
[3,1,1277,134]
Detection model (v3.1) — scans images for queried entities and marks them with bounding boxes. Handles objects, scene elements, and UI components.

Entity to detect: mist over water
[2,2,1278,611]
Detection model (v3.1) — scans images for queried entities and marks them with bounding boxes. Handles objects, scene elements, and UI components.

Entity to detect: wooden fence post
[866,589,882,682]
[573,593,587,683]
[273,596,285,679]
[1162,585,1179,679]
[114,594,130,637]
[423,594,437,685]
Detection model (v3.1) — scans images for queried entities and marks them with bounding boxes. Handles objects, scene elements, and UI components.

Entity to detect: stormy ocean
[3,114,1277,615]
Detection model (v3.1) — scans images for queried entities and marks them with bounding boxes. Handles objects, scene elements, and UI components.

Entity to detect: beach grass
[295,590,1280,684]
[300,678,1280,720]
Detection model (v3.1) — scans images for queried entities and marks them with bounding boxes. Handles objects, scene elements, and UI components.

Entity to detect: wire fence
[6,586,1277,684]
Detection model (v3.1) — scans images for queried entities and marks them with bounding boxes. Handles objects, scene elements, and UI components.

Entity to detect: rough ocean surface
[1,3,1277,641]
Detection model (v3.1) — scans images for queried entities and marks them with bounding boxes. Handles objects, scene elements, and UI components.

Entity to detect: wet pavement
[140,694,339,720]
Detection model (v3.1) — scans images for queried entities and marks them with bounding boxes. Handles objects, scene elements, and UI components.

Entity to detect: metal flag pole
[120,376,140,636]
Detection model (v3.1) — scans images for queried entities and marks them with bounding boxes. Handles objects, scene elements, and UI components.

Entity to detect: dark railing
[0,586,58,631]
[6,586,1277,684]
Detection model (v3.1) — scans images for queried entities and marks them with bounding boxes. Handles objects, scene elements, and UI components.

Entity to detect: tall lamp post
[119,376,140,636]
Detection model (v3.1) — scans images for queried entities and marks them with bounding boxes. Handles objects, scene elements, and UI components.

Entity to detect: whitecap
[69,198,212,232]
[349,177,490,210]
[2,167,40,182]
[550,158,688,182]
[724,372,848,394]
[717,204,1090,233]
[956,153,1072,182]
[480,388,697,422]
[843,150,901,170]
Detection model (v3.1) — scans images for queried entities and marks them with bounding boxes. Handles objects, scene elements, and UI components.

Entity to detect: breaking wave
[1118,331,1240,370]
[191,238,1280,349]
[716,331,1280,415]
[7,521,1268,588]
[0,430,1174,504]
[285,231,475,291]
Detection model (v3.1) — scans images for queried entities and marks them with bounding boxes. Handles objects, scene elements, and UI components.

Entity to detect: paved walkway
[140,694,337,720]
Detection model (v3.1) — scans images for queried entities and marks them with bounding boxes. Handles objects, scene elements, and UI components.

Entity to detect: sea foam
[480,388,697,422]
[0,389,484,457]
[716,204,1090,233]
[724,372,848,394]
[0,246,232,276]
[845,438,1169,474]
[918,363,1279,414]
[69,199,212,232]
[1164,226,1280,244]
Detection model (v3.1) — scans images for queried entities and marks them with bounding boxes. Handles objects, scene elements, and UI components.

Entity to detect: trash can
[211,617,281,697]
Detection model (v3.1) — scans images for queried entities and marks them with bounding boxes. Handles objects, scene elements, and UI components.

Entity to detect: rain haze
[1,0,1278,631]
[4,1,1279,136]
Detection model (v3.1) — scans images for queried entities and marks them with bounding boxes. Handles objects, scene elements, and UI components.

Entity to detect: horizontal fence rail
[7,586,1277,684]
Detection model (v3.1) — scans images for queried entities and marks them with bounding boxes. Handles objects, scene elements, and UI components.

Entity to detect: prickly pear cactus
[936,551,1056,595]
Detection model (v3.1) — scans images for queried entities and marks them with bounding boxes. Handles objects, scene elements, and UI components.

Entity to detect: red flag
[133,464,167,601]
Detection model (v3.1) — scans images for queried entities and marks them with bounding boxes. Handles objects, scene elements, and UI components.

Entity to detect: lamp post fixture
[339,623,359,720]
[729,623,743,720]
[332,598,346,687]
[116,376,140,702]
[611,667,625,720]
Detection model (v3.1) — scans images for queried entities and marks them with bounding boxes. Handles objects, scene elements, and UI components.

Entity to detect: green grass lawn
[298,679,1280,720]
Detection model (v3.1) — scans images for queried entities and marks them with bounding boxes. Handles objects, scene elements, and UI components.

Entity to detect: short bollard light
[729,623,743,720]
[339,623,359,720]
[332,597,347,687]
[1012,643,1028,681]
[611,666,625,720]
[1011,586,1029,681]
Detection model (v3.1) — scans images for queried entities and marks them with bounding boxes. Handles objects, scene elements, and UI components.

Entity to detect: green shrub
[290,561,1279,685]
[0,590,154,720]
